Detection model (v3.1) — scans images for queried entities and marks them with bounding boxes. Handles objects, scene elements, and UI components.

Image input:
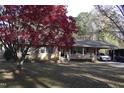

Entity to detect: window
[60,49,67,58]
[41,49,45,53]
[84,48,89,54]
[71,48,76,54]
[40,47,45,53]
[77,47,82,54]
[46,47,53,53]
[71,47,82,54]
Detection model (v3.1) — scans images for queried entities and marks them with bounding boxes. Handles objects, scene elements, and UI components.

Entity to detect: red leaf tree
[0,5,77,68]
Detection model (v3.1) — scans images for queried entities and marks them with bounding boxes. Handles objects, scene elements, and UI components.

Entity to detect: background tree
[94,5,124,47]
[0,5,77,69]
[75,12,90,37]
[95,5,124,37]
[74,6,124,47]
[75,12,98,40]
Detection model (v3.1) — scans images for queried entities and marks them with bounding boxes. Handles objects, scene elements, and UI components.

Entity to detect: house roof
[73,39,117,49]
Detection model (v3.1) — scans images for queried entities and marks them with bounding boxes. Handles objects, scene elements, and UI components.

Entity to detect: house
[63,39,117,62]
[26,39,116,62]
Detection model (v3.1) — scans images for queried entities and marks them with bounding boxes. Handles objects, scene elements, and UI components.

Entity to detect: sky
[0,0,122,17]
[67,5,94,17]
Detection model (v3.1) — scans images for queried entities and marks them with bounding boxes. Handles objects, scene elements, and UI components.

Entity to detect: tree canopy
[0,5,77,64]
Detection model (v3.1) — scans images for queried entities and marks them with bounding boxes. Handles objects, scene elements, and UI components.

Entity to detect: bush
[3,49,13,60]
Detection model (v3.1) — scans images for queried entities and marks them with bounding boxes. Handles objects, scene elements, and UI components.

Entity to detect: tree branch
[96,5,124,36]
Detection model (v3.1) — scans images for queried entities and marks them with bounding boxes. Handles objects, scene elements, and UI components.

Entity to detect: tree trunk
[16,46,30,73]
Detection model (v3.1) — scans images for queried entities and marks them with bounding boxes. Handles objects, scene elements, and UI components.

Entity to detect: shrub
[3,49,13,60]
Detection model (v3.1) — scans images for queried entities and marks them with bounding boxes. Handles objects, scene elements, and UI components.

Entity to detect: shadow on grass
[1,62,124,88]
[24,63,112,88]
[0,63,49,88]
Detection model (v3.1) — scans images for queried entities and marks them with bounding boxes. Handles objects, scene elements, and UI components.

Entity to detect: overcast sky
[67,4,94,17]
[0,0,122,17]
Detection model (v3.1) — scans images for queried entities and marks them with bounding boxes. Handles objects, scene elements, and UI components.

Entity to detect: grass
[0,62,124,87]
[0,62,63,88]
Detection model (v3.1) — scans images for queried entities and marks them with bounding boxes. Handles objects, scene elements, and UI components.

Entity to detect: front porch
[59,40,117,62]
[67,47,98,62]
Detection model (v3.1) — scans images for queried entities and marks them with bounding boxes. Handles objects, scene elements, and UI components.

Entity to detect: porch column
[89,48,92,57]
[93,48,98,62]
[112,48,115,61]
[82,48,84,56]
[95,48,98,55]
[66,49,70,61]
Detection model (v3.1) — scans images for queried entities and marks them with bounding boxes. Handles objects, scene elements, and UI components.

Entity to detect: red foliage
[0,5,77,48]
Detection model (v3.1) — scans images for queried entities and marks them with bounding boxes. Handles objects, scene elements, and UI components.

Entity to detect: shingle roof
[73,39,117,49]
